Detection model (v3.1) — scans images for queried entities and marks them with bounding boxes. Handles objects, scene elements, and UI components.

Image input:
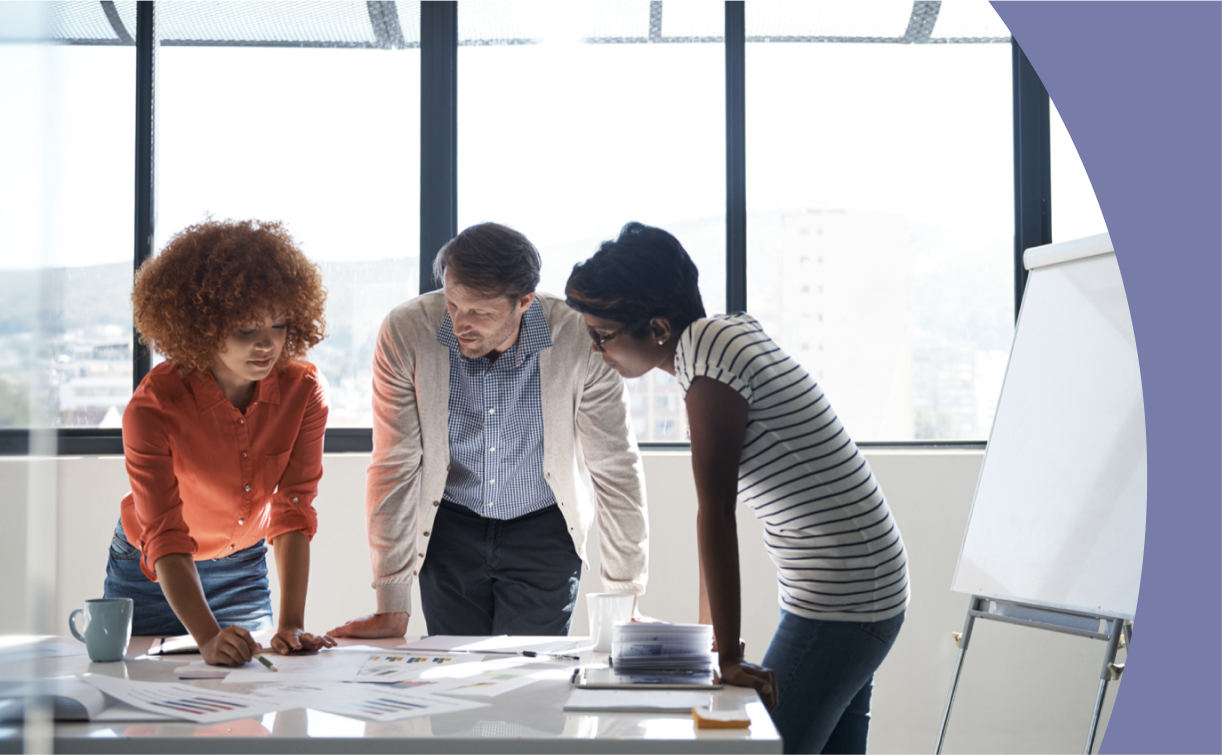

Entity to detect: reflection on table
[0,635,780,754]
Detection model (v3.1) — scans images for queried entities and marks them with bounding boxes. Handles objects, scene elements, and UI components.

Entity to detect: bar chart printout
[354,653,486,683]
[249,682,488,722]
[82,675,279,724]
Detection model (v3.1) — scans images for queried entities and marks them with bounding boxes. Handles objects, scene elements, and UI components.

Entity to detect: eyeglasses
[587,325,626,352]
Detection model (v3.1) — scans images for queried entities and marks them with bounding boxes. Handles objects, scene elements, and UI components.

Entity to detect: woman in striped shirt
[566,223,907,755]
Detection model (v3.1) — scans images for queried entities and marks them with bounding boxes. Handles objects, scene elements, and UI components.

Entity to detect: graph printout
[433,658,575,698]
[354,653,486,683]
[249,682,487,722]
[83,675,280,723]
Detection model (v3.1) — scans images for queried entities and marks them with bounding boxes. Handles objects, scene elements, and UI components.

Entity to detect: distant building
[626,370,688,442]
[771,208,915,440]
[55,330,131,426]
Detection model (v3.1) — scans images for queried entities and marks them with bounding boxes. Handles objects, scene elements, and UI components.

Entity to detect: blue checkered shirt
[438,297,557,520]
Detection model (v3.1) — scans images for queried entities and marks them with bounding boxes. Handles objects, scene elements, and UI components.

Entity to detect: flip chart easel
[935,234,1145,755]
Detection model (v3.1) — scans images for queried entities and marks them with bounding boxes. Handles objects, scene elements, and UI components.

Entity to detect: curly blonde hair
[133,219,327,376]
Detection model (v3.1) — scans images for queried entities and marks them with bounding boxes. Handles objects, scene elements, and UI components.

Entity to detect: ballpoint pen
[464,650,582,661]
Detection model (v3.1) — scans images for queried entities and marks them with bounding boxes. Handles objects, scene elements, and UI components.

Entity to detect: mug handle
[69,608,86,643]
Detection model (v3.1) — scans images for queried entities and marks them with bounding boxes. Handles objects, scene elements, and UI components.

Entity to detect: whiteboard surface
[952,250,1145,619]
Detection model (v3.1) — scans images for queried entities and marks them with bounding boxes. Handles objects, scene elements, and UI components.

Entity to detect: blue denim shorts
[102,520,273,636]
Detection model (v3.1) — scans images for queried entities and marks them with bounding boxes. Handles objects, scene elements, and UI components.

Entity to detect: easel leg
[1083,619,1124,755]
[935,598,981,754]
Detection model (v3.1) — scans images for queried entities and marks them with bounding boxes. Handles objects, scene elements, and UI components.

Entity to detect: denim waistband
[112,518,265,557]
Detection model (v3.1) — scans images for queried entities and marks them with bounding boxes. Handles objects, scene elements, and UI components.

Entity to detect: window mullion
[726,1,746,314]
[133,0,157,391]
[420,1,458,295]
[1012,38,1052,320]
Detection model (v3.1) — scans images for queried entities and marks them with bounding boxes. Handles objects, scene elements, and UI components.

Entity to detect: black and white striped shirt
[675,314,909,622]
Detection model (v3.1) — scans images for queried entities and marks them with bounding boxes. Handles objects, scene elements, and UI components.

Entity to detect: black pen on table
[477,650,581,661]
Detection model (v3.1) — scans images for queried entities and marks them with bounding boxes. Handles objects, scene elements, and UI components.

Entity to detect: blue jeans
[102,520,273,636]
[762,609,905,754]
[419,501,582,636]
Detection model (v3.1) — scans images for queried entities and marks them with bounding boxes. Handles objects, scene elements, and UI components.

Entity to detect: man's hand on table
[327,612,409,639]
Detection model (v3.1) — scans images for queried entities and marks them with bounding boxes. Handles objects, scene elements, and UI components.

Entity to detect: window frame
[1,0,1053,456]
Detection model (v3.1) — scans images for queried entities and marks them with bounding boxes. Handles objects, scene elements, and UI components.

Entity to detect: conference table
[1,636,781,753]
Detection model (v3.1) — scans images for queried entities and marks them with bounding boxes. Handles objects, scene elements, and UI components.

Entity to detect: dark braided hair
[565,222,706,338]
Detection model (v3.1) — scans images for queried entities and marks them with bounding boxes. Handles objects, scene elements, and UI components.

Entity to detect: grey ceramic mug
[69,598,133,662]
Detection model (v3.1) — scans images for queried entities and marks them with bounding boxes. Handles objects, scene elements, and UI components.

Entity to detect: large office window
[744,1,1014,442]
[0,4,136,430]
[456,1,725,442]
[155,2,421,427]
[1,1,1113,452]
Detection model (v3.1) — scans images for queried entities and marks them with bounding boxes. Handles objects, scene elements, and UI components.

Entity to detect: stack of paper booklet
[611,623,716,670]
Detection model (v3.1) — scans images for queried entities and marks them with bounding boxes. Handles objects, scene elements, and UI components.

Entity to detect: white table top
[1,636,781,753]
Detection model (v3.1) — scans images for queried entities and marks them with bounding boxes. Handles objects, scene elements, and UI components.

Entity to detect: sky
[0,33,1105,274]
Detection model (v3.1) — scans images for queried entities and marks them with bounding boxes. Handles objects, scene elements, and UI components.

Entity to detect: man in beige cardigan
[330,223,648,638]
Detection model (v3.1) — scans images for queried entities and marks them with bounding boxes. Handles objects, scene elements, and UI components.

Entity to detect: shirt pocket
[263,451,293,497]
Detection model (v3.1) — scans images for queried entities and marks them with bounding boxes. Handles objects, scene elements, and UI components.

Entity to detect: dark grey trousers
[419,501,582,636]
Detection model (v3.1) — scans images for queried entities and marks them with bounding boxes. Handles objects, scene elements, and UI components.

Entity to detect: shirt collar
[436,297,553,367]
[190,366,282,413]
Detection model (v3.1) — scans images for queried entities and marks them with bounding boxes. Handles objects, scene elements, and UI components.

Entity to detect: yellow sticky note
[692,706,751,729]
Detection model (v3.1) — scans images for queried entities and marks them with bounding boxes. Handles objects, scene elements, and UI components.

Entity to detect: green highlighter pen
[257,655,278,672]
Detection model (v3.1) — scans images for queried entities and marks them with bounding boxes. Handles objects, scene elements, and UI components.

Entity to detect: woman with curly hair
[103,218,336,666]
[566,223,908,755]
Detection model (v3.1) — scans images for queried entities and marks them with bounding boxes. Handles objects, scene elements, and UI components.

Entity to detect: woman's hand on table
[200,625,261,666]
[716,659,779,711]
[271,626,337,654]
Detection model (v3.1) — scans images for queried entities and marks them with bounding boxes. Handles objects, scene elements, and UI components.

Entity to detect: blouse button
[229,545,235,550]
[242,451,247,458]
[292,497,299,503]
[238,519,244,525]
[244,485,251,492]
[239,418,245,424]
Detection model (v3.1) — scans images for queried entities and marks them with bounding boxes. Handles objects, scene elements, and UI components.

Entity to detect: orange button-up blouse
[120,360,328,581]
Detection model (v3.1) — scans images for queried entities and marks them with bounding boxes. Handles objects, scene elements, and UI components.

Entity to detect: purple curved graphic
[991,3,1221,753]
